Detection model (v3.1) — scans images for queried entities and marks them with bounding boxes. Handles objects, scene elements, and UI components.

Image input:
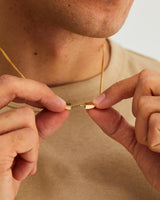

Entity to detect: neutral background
[111,0,160,61]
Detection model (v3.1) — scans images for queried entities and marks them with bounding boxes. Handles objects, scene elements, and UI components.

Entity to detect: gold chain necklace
[0,42,106,110]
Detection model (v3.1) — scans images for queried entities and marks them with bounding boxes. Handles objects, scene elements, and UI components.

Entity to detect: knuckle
[12,128,37,148]
[139,69,152,79]
[0,75,17,98]
[139,69,152,87]
[16,106,35,125]
[0,74,14,90]
[149,113,160,129]
[0,128,38,161]
[0,74,17,89]
[39,81,47,88]
[37,81,53,95]
[0,74,13,82]
[36,81,48,91]
[17,106,35,117]
[137,96,150,118]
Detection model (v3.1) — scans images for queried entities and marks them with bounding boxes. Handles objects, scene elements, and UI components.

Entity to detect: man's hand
[87,69,160,192]
[0,75,69,200]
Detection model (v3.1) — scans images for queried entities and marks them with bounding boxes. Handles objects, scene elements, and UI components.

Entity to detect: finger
[147,113,160,153]
[0,127,39,181]
[12,155,36,181]
[0,75,66,112]
[0,105,69,144]
[135,96,160,145]
[92,73,138,109]
[132,70,160,116]
[29,162,37,176]
[87,108,136,154]
[93,69,160,109]
[36,109,69,142]
[0,107,36,135]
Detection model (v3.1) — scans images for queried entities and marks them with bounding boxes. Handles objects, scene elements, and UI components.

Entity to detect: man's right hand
[0,75,69,200]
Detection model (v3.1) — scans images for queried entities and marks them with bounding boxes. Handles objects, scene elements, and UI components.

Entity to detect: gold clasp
[66,103,95,110]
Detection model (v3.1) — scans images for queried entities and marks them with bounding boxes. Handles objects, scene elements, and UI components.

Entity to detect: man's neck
[0,1,110,87]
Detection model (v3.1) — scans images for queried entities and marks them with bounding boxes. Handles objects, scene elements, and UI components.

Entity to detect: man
[0,0,160,199]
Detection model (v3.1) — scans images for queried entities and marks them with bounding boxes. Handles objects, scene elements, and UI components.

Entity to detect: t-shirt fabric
[1,39,160,199]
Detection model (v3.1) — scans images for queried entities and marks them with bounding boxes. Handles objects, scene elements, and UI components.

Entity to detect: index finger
[0,75,66,112]
[93,73,139,109]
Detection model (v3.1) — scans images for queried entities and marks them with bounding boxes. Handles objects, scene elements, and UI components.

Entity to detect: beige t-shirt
[1,40,160,199]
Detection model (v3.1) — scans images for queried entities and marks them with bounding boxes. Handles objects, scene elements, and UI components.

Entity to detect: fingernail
[57,96,66,106]
[93,93,105,105]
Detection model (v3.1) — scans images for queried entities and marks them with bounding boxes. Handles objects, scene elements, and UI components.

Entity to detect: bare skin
[0,0,141,199]
[0,75,68,199]
[0,0,133,86]
[89,69,160,192]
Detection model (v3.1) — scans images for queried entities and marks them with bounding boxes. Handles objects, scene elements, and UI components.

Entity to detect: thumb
[87,108,136,154]
[36,109,69,142]
[92,74,138,109]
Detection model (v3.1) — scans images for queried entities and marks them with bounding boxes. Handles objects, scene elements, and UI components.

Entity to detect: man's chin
[61,23,123,39]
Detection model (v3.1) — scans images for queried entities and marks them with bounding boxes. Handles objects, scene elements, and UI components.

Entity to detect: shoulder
[125,48,160,73]
[108,39,160,78]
